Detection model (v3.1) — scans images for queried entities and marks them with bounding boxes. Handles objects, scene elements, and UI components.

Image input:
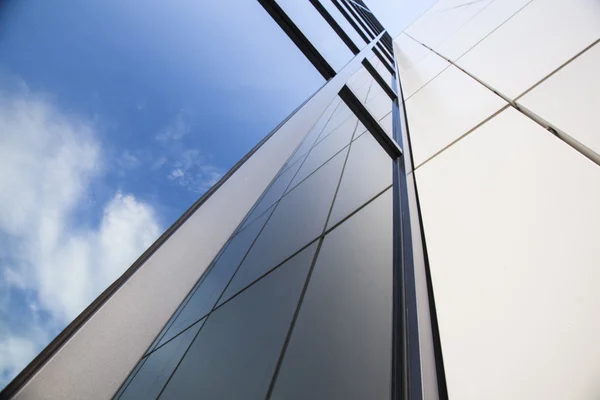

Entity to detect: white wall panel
[519,42,600,156]
[416,107,600,400]
[437,0,533,61]
[457,0,600,98]
[404,65,506,167]
[394,34,450,100]
[404,0,493,51]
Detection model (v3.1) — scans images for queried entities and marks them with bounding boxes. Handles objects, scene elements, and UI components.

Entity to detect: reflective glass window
[347,66,374,103]
[288,117,357,191]
[317,0,366,50]
[317,102,354,142]
[369,53,393,86]
[277,0,354,72]
[155,205,275,346]
[219,150,346,304]
[283,96,342,169]
[116,319,204,400]
[239,160,304,230]
[270,188,393,399]
[159,244,317,399]
[338,0,374,40]
[328,131,392,228]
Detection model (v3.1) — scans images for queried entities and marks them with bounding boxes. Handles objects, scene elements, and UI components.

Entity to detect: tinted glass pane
[328,131,392,228]
[347,66,373,103]
[159,244,317,399]
[277,0,353,72]
[145,277,200,354]
[156,205,275,346]
[379,111,393,140]
[370,54,393,86]
[283,96,342,169]
[220,150,346,304]
[338,0,374,40]
[117,319,204,400]
[365,82,393,132]
[316,103,354,144]
[239,160,304,230]
[287,118,357,191]
[317,0,366,49]
[270,188,393,400]
[354,121,367,140]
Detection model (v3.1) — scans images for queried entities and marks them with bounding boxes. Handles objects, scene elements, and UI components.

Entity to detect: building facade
[2,0,599,399]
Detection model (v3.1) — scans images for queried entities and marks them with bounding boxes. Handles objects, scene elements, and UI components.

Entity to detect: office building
[2,0,599,399]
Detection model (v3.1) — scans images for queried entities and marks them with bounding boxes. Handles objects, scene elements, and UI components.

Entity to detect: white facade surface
[395,0,600,398]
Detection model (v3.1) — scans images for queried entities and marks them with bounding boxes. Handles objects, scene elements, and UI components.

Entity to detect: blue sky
[0,0,433,389]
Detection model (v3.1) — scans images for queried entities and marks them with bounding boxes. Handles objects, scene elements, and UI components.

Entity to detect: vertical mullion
[330,0,370,44]
[336,0,375,40]
[308,0,360,55]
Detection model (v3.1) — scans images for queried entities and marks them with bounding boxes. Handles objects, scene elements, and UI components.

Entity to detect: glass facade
[113,1,404,399]
[115,88,397,398]
[114,11,402,392]
[3,1,421,400]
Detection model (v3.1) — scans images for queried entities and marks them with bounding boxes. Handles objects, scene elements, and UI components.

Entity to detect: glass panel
[379,111,393,140]
[270,188,393,400]
[317,0,366,49]
[117,319,204,400]
[338,0,374,40]
[347,66,374,103]
[144,276,200,354]
[239,160,304,230]
[156,205,275,346]
[277,0,354,72]
[365,81,392,121]
[317,102,354,143]
[159,244,317,399]
[354,121,367,140]
[283,96,342,169]
[328,131,392,228]
[370,53,393,86]
[287,117,357,191]
[220,150,346,304]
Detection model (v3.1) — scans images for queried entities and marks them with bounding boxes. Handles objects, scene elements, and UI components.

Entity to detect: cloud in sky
[154,112,223,193]
[0,87,162,387]
[155,110,191,142]
[167,149,223,193]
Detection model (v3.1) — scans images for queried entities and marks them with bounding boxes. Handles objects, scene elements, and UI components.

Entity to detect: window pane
[277,0,354,72]
[379,111,393,140]
[219,150,346,304]
[159,244,317,399]
[117,319,204,400]
[317,0,366,49]
[270,188,393,399]
[338,0,374,40]
[283,96,342,169]
[369,53,393,86]
[239,160,304,230]
[328,131,392,228]
[155,204,275,346]
[347,66,374,103]
[317,102,354,143]
[287,117,358,191]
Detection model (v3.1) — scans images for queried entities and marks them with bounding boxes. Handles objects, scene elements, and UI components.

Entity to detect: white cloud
[0,88,162,386]
[155,110,190,142]
[167,149,222,193]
